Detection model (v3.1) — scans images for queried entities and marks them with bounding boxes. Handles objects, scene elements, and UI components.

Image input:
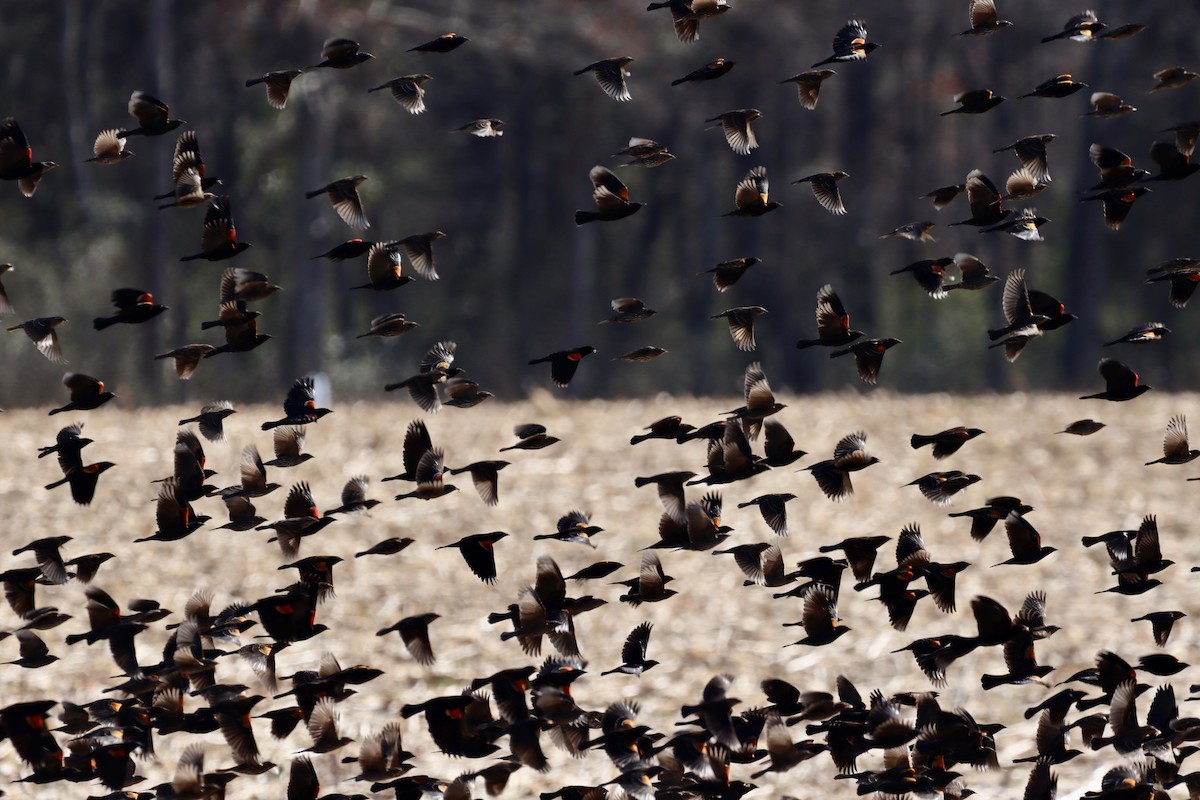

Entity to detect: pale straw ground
[1,390,1198,800]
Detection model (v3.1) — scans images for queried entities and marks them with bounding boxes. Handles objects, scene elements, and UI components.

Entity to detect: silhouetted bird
[117,91,185,137]
[711,307,767,351]
[368,75,433,114]
[673,58,735,86]
[1080,358,1152,401]
[408,33,469,53]
[262,377,332,429]
[0,117,56,196]
[308,38,374,70]
[180,197,251,262]
[93,289,167,330]
[575,166,643,224]
[352,242,412,291]
[528,347,596,388]
[7,316,67,363]
[830,338,901,384]
[950,170,1009,226]
[723,165,779,217]
[781,70,836,109]
[807,431,879,500]
[574,57,634,101]
[793,172,849,214]
[706,109,761,155]
[941,89,1005,115]
[306,176,369,230]
[1042,10,1106,43]
[245,70,303,109]
[1020,74,1087,99]
[796,284,864,348]
[958,0,1012,35]
[813,20,879,67]
[50,374,115,415]
[1150,66,1198,92]
[1145,415,1199,465]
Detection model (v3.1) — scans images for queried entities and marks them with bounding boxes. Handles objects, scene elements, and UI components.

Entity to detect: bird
[737,494,796,536]
[1145,415,1199,465]
[443,377,494,408]
[408,33,469,53]
[0,117,56,196]
[573,57,634,101]
[397,232,446,280]
[93,288,167,330]
[1001,167,1049,203]
[1085,92,1136,118]
[830,338,902,384]
[575,166,644,224]
[1020,74,1088,99]
[179,196,251,261]
[647,0,730,44]
[806,431,879,500]
[244,69,303,109]
[352,242,412,291]
[615,346,667,363]
[437,532,508,584]
[957,0,1012,35]
[377,613,440,665]
[880,221,935,242]
[780,70,836,109]
[1042,10,1106,43]
[792,172,849,214]
[602,622,659,677]
[534,510,605,548]
[85,130,133,165]
[313,238,374,261]
[994,134,1056,182]
[1080,359,1152,401]
[500,423,559,452]
[907,471,981,506]
[116,91,185,137]
[528,347,596,388]
[368,75,433,114]
[910,427,985,459]
[949,169,1008,227]
[1146,141,1200,182]
[44,455,115,506]
[705,109,761,155]
[308,38,374,70]
[1130,611,1186,647]
[1146,258,1200,308]
[178,401,236,443]
[393,449,458,502]
[723,165,779,217]
[1105,323,1170,346]
[711,307,767,351]
[983,208,1049,242]
[995,512,1057,566]
[785,585,851,646]
[49,374,116,415]
[944,252,999,292]
[699,257,762,291]
[1057,419,1106,436]
[1150,66,1198,92]
[383,340,461,412]
[305,176,369,230]
[890,258,954,298]
[796,284,864,348]
[446,460,509,506]
[812,20,879,67]
[261,377,332,430]
[1081,186,1151,230]
[357,312,418,338]
[941,89,1005,115]
[987,269,1048,342]
[154,344,215,379]
[453,119,504,137]
[672,58,735,86]
[7,316,67,363]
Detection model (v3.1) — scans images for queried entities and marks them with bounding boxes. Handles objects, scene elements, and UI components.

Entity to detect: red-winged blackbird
[723,165,780,217]
[219,267,280,304]
[117,91,185,137]
[724,361,786,439]
[369,74,434,114]
[601,621,658,676]
[355,537,414,558]
[1146,142,1200,182]
[256,482,336,559]
[673,58,735,86]
[983,207,1049,241]
[762,419,806,466]
[1080,358,1152,401]
[737,493,797,536]
[409,32,469,53]
[807,431,879,500]
[528,346,596,387]
[950,169,1009,226]
[381,421,434,483]
[447,460,509,506]
[393,449,458,501]
[923,183,966,209]
[891,258,953,298]
[534,509,605,547]
[958,0,1012,35]
[785,585,851,646]
[1002,167,1048,203]
[325,476,380,515]
[575,166,643,224]
[711,307,766,351]
[706,109,761,155]
[306,176,369,230]
[995,512,1057,566]
[793,171,849,215]
[0,118,57,196]
[178,401,236,443]
[313,238,374,261]
[812,19,879,67]
[217,494,265,532]
[1151,67,1198,92]
[1086,92,1136,118]
[1020,74,1087,99]
[308,38,374,70]
[988,268,1048,342]
[881,221,935,242]
[135,479,211,543]
[452,118,504,138]
[941,89,1005,115]
[600,297,656,324]
[437,532,508,583]
[45,454,115,506]
[830,337,901,384]
[1146,257,1200,308]
[352,242,412,291]
[7,316,67,363]
[37,421,92,460]
[1089,144,1147,190]
[1042,10,1105,43]
[944,252,999,292]
[630,415,695,445]
[796,284,864,348]
[154,130,221,205]
[647,0,730,44]
[500,423,559,451]
[907,471,981,506]
[697,257,762,292]
[911,427,985,459]
[574,57,634,101]
[1145,415,1199,465]
[223,443,280,499]
[203,306,271,359]
[262,377,333,429]
[1130,611,1186,647]
[994,134,1056,182]
[180,196,251,261]
[397,232,446,280]
[85,130,133,165]
[93,288,167,330]
[245,70,303,109]
[50,373,116,415]
[384,341,461,412]
[378,613,440,665]
[1057,419,1106,435]
[780,69,836,109]
[1105,322,1170,346]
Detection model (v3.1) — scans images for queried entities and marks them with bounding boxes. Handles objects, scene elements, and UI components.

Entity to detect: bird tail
[574,211,598,225]
[93,317,117,331]
[629,434,651,445]
[910,434,935,449]
[245,77,266,87]
[670,78,686,87]
[829,347,851,358]
[45,476,69,490]
[304,189,325,199]
[986,327,1007,341]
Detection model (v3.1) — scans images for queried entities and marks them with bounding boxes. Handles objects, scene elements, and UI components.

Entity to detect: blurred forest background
[0,0,1197,407]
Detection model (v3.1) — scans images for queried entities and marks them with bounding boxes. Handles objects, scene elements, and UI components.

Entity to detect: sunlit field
[1,392,1198,799]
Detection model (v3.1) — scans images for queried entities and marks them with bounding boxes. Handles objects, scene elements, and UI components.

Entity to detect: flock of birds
[1,3,1200,800]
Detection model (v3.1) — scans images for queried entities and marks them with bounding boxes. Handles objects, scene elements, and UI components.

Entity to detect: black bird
[528,347,596,388]
[93,288,167,330]
[308,38,374,70]
[812,20,879,67]
[1080,359,1152,401]
[408,33,469,53]
[601,622,658,676]
[116,91,185,137]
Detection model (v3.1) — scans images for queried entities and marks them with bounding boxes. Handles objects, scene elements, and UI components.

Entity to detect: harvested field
[1,391,1198,799]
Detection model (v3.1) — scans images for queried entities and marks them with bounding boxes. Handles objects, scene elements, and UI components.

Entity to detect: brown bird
[723,361,786,439]
[453,118,504,138]
[706,109,761,155]
[154,129,220,206]
[85,129,133,165]
[500,423,559,452]
[0,117,56,196]
[781,70,837,110]
[409,33,469,53]
[49,373,116,415]
[574,57,634,101]
[1085,92,1137,118]
[647,0,730,44]
[941,89,1005,115]
[1042,10,1106,43]
[723,165,780,217]
[245,70,303,109]
[397,232,446,280]
[444,377,494,408]
[156,345,215,379]
[308,38,374,70]
[368,75,433,114]
[575,166,643,224]
[393,449,458,501]
[1020,74,1087,99]
[357,312,418,338]
[793,172,849,214]
[699,256,762,291]
[807,431,879,500]
[812,19,879,67]
[949,169,1009,226]
[178,401,235,443]
[116,91,185,137]
[796,284,864,348]
[1146,257,1200,308]
[880,221,935,242]
[1145,415,1199,465]
[180,196,251,261]
[830,338,902,384]
[447,460,509,506]
[306,176,369,230]
[958,0,1012,35]
[711,307,767,351]
[944,252,999,292]
[264,427,313,468]
[1149,66,1197,92]
[7,316,67,363]
[377,613,440,665]
[352,242,412,292]
[994,134,1056,182]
